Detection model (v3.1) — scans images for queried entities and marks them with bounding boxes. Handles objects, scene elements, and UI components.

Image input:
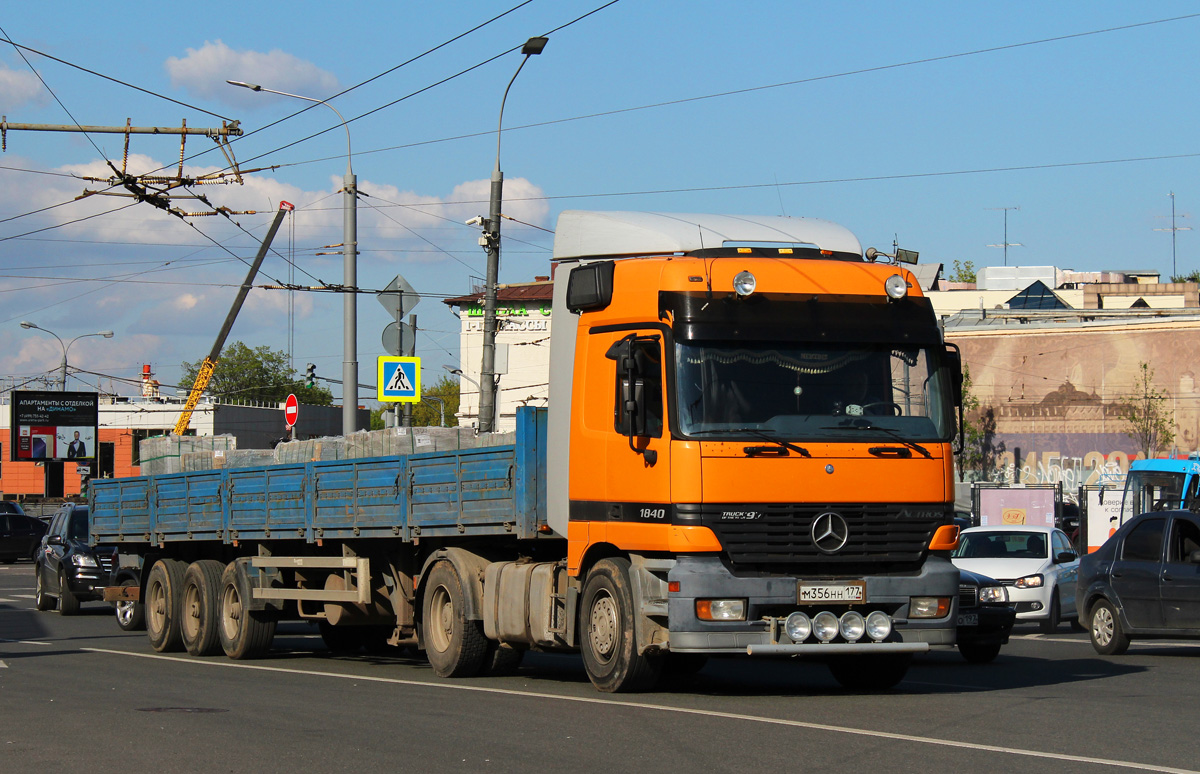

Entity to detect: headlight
[839,611,866,642]
[785,612,812,643]
[979,586,1008,603]
[1014,574,1044,589]
[812,611,840,642]
[909,597,952,618]
[695,599,746,621]
[733,270,756,296]
[884,274,908,299]
[865,611,892,641]
[71,554,97,568]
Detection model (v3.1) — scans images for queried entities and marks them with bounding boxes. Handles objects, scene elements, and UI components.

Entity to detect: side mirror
[1056,550,1077,564]
[47,534,64,546]
[1189,550,1200,564]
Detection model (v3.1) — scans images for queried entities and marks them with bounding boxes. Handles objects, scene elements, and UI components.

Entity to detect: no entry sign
[284,393,299,427]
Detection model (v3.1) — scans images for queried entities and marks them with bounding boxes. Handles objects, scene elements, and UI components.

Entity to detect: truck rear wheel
[181,560,224,656]
[579,557,662,693]
[421,560,487,677]
[827,653,911,690]
[146,559,186,652]
[218,562,276,660]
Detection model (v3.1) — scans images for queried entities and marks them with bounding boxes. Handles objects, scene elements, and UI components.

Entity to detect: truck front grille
[699,502,947,575]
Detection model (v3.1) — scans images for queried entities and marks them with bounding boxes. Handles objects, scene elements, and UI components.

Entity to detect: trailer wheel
[579,557,662,693]
[114,575,146,632]
[218,562,276,660]
[35,567,55,611]
[827,653,911,691]
[421,560,487,677]
[146,559,186,652]
[58,568,80,616]
[181,560,224,656]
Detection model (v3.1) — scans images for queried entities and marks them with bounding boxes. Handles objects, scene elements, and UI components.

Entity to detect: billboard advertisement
[976,486,1058,528]
[9,391,99,462]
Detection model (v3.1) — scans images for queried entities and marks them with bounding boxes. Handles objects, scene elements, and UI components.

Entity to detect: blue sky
[2,1,1197,405]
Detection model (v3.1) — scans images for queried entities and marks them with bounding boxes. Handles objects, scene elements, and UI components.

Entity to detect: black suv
[956,568,1017,662]
[0,502,48,562]
[34,504,113,615]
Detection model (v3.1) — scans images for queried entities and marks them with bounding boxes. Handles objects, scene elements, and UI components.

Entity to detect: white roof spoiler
[552,210,863,261]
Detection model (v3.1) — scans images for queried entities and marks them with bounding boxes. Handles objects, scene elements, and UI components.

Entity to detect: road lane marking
[83,647,1198,774]
[0,639,53,646]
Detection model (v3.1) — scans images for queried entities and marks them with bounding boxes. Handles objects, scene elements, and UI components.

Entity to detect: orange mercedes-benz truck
[90,210,962,695]
[545,211,962,691]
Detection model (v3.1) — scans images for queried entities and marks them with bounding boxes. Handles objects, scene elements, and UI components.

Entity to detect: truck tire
[58,568,80,616]
[114,575,146,632]
[181,560,224,656]
[957,641,1002,663]
[827,653,912,690]
[1089,599,1131,656]
[479,641,525,677]
[579,557,663,693]
[146,559,186,652]
[218,561,276,660]
[421,560,487,678]
[35,567,55,611]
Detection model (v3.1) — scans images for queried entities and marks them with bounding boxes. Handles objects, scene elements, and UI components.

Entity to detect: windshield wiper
[690,427,810,457]
[819,420,932,458]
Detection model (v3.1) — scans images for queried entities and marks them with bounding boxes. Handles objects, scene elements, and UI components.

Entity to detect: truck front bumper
[665,554,959,654]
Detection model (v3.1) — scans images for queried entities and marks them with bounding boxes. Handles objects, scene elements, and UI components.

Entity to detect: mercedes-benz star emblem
[811,511,850,554]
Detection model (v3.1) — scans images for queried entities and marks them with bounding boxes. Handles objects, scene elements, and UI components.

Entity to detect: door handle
[1162,573,1173,582]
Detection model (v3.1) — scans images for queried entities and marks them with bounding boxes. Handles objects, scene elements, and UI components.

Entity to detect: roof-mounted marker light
[737,247,752,254]
[779,248,793,255]
[733,270,757,296]
[885,274,908,300]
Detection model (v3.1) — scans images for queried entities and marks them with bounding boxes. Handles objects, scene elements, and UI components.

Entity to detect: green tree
[948,260,977,284]
[1170,269,1200,284]
[956,365,1002,481]
[368,375,461,429]
[1118,362,1175,457]
[181,342,333,405]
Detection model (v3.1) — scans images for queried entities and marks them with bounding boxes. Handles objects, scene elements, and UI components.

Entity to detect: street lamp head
[226,80,263,92]
[19,321,37,330]
[98,330,115,338]
[521,36,549,56]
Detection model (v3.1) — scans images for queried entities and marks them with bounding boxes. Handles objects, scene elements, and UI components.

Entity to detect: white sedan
[951,525,1081,633]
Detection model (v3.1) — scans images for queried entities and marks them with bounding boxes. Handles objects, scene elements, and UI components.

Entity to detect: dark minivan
[1077,509,1200,654]
[0,502,48,562]
[34,504,113,614]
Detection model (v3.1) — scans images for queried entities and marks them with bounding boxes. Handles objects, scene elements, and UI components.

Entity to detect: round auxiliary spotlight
[839,611,866,643]
[813,611,840,643]
[733,270,757,296]
[866,611,893,642]
[884,274,908,300]
[785,612,812,643]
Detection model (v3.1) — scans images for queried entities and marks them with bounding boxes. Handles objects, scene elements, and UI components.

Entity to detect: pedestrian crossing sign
[377,356,421,403]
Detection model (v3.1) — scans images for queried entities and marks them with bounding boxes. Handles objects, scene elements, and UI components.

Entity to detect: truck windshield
[675,341,952,442]
[1120,471,1186,527]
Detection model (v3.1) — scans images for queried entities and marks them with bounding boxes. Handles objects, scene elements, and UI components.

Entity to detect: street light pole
[478,36,547,433]
[227,80,359,436]
[19,322,114,390]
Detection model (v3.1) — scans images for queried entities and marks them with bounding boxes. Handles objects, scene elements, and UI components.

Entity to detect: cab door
[603,332,671,520]
[1112,516,1166,629]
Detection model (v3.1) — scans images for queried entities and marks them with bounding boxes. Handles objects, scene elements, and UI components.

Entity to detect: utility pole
[986,206,1022,266]
[1155,192,1192,280]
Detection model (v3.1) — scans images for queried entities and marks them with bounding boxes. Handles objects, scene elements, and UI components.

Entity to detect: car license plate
[957,612,978,626]
[797,581,866,604]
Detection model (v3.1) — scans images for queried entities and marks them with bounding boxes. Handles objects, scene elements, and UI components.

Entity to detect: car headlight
[1014,574,1044,589]
[979,586,1008,603]
[71,554,98,568]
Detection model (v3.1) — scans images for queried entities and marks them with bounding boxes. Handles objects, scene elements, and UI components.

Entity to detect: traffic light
[305,362,316,388]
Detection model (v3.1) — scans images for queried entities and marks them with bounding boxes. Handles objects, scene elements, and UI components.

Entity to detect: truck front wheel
[146,559,186,651]
[217,562,276,660]
[421,561,487,677]
[579,558,662,693]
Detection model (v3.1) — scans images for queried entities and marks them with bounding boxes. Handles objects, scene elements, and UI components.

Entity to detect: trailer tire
[181,560,224,656]
[58,568,80,616]
[114,575,146,632]
[218,562,276,660]
[827,653,911,691]
[35,567,55,611]
[421,560,487,678]
[579,557,663,693]
[146,559,186,652]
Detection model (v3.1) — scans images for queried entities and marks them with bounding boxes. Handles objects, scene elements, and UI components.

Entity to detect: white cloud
[0,63,46,108]
[166,41,339,107]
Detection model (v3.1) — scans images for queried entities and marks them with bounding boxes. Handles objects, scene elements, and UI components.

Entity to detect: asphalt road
[3,560,1198,774]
